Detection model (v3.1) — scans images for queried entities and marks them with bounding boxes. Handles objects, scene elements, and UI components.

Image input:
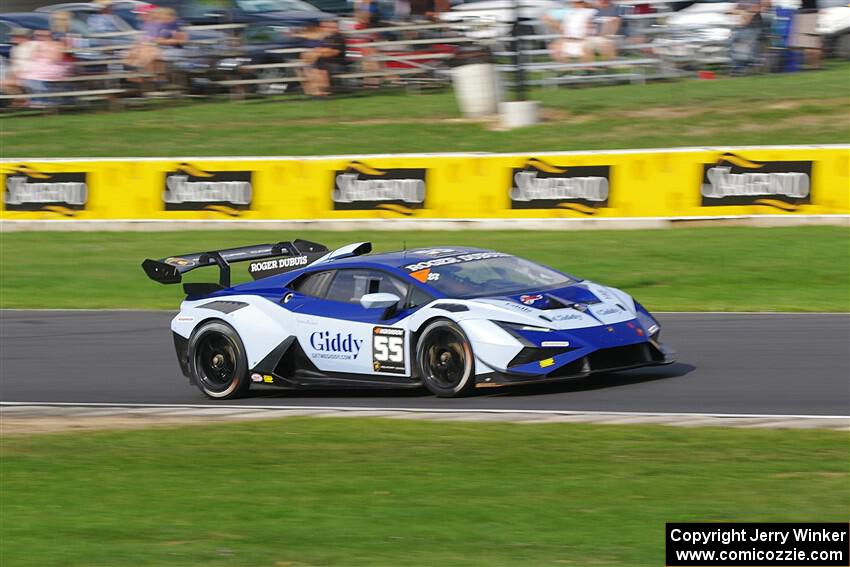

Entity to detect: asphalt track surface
[1,311,848,416]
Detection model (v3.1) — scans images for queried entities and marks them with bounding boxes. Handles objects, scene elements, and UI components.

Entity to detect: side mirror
[360,292,400,310]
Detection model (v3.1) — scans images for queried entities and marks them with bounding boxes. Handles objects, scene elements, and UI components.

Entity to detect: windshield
[235,0,320,12]
[411,255,573,298]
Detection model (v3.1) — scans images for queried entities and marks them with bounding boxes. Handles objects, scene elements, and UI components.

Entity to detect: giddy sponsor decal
[519,294,544,305]
[593,306,621,316]
[551,312,584,321]
[309,331,364,361]
[700,153,813,210]
[510,158,610,214]
[333,161,426,215]
[500,301,533,312]
[2,165,87,215]
[163,163,252,215]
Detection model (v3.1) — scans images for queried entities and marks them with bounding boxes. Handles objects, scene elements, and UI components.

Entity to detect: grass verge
[1,418,848,566]
[1,65,848,157]
[1,226,847,311]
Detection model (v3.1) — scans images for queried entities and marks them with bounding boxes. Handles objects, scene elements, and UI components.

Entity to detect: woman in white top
[546,0,598,63]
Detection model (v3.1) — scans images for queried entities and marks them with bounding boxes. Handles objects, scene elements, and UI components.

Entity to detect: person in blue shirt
[87,0,123,34]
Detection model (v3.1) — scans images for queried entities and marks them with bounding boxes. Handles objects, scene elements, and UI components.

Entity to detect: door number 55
[374,335,404,362]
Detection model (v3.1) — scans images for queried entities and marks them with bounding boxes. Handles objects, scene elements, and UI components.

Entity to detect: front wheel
[416,319,476,398]
[188,321,250,400]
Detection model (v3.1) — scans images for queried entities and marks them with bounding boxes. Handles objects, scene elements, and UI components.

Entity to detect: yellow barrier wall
[2,146,847,220]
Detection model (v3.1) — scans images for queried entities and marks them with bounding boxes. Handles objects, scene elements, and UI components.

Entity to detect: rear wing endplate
[141,239,329,293]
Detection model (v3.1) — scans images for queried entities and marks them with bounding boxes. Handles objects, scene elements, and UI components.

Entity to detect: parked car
[0,13,50,59]
[818,0,850,59]
[660,0,850,61]
[151,0,333,28]
[37,2,229,43]
[0,11,132,61]
[439,0,559,43]
[36,2,140,37]
[38,1,237,89]
[303,0,353,15]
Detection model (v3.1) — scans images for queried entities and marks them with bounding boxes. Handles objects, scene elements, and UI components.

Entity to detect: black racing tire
[416,319,476,398]
[188,321,251,400]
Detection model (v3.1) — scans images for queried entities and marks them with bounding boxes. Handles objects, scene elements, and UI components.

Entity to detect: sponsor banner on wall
[1,146,846,221]
[332,161,427,215]
[2,164,87,216]
[509,157,611,214]
[700,153,813,211]
[163,162,253,215]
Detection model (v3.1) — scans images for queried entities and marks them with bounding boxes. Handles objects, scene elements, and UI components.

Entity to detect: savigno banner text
[2,146,847,220]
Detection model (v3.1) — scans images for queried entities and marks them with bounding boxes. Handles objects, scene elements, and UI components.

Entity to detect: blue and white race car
[143,240,673,399]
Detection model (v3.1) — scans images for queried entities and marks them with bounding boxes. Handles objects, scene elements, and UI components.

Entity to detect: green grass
[1,226,848,311]
[1,65,848,157]
[1,418,847,566]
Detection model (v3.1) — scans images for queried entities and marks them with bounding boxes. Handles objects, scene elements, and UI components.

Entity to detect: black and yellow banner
[1,146,847,220]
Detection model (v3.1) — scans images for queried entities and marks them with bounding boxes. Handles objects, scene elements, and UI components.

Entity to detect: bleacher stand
[0,0,832,112]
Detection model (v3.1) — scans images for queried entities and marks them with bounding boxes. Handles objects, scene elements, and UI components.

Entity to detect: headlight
[496,321,553,333]
[634,303,660,338]
[494,321,555,348]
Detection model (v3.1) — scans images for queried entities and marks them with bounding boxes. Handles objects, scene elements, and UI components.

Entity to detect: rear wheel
[189,321,250,399]
[416,319,475,397]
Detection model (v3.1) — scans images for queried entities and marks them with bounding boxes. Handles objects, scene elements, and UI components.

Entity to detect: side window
[407,286,434,309]
[0,23,11,45]
[290,270,334,297]
[325,269,409,305]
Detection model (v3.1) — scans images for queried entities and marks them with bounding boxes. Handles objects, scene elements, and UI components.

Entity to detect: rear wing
[141,239,329,295]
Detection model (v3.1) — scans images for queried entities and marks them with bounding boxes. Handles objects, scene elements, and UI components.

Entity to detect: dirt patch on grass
[618,98,847,121]
[582,101,848,141]
[763,97,848,110]
[778,112,842,129]
[0,415,235,435]
[620,106,699,119]
[772,471,848,479]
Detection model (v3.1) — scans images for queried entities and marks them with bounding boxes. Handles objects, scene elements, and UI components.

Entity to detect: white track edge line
[1,309,848,315]
[1,401,847,420]
[3,215,849,222]
[2,144,849,163]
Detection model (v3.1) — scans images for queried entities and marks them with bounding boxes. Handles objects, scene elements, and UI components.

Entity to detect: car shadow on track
[482,362,697,398]
[245,362,696,400]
